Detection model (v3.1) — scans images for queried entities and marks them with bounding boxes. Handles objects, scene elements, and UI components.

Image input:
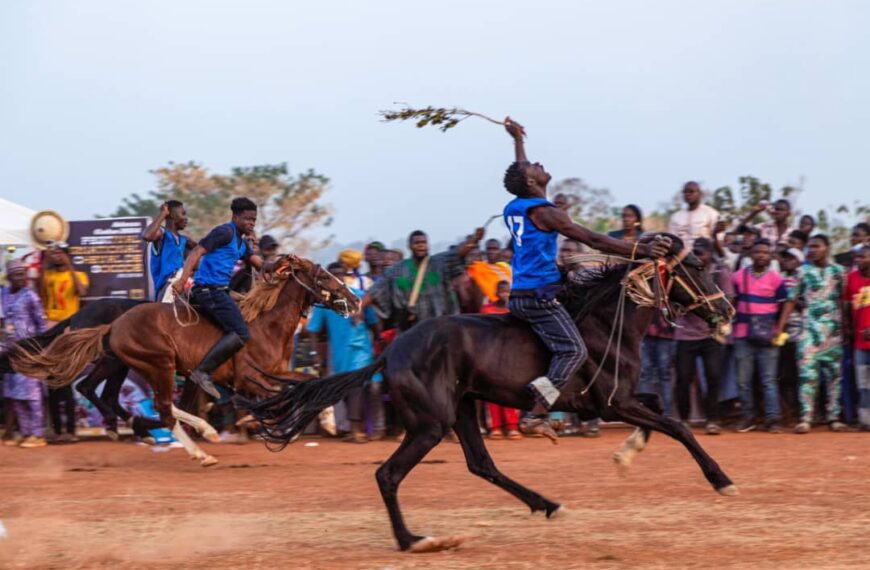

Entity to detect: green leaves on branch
[379,105,504,132]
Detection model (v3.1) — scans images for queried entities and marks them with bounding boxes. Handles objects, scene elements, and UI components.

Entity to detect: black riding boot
[190,333,245,398]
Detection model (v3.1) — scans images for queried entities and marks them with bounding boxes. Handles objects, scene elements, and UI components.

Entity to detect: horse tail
[236,360,384,450]
[10,324,111,388]
[0,318,73,374]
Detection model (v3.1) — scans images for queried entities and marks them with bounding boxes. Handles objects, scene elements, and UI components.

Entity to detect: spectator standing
[367,229,482,332]
[673,238,732,435]
[741,199,792,246]
[38,245,88,443]
[843,245,870,430]
[467,238,513,304]
[364,241,386,283]
[338,249,373,292]
[308,266,383,443]
[482,281,522,440]
[1,260,48,448]
[141,200,193,301]
[776,235,847,433]
[777,247,805,424]
[668,182,719,249]
[638,312,676,418]
[834,222,870,270]
[732,239,788,433]
[787,230,809,253]
[608,204,643,242]
[798,215,816,238]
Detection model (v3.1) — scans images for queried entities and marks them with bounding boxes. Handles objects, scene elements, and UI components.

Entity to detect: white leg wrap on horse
[530,377,560,407]
[171,421,201,458]
[171,404,220,443]
[171,421,218,466]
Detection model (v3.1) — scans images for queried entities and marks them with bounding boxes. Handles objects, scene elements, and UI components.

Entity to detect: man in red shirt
[844,244,870,430]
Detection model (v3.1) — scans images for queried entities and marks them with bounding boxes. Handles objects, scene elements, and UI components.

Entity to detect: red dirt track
[1,429,868,569]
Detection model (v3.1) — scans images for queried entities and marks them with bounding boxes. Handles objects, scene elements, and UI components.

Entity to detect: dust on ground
[1,429,868,569]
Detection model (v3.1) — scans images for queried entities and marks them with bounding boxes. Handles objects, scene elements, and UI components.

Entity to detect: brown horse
[12,255,359,465]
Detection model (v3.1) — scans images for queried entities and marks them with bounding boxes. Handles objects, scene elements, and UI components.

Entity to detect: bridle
[623,247,730,322]
[271,256,358,318]
[576,243,732,406]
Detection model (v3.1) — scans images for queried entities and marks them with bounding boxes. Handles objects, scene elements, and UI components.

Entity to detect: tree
[550,177,618,232]
[107,161,333,254]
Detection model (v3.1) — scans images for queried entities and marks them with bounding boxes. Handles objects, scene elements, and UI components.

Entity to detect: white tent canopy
[0,197,36,246]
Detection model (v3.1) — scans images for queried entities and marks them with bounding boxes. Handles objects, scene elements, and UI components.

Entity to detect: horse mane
[237,278,287,322]
[560,263,630,322]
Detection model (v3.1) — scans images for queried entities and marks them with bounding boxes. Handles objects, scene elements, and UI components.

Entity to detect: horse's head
[628,234,734,335]
[271,254,361,317]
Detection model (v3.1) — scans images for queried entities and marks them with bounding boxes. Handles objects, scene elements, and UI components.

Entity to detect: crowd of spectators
[2,183,869,448]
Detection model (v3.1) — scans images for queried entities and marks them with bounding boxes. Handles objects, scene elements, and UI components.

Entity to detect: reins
[576,245,726,406]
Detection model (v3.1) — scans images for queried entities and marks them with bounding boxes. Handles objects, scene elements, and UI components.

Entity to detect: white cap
[783,248,805,263]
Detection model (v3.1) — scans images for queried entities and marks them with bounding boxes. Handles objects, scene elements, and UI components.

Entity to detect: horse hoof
[612,452,631,477]
[106,429,120,442]
[202,428,222,444]
[717,484,739,497]
[548,506,569,519]
[409,535,468,553]
[142,437,156,446]
[235,414,255,427]
[200,455,219,467]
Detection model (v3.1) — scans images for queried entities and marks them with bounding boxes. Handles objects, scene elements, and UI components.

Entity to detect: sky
[2,1,869,253]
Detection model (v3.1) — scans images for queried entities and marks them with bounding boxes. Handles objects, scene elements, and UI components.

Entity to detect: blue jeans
[190,286,250,341]
[637,337,675,416]
[734,339,781,423]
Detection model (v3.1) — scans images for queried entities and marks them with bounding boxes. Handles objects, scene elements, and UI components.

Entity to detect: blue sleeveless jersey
[194,223,248,287]
[149,230,187,299]
[503,197,561,290]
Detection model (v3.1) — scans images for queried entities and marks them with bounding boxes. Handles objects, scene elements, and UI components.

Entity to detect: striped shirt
[732,267,788,339]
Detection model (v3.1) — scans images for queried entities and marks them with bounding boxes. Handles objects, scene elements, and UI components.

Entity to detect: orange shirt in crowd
[467,261,512,303]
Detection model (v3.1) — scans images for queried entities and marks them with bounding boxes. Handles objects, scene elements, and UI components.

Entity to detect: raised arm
[455,227,486,259]
[739,202,768,228]
[505,117,527,163]
[141,202,169,242]
[529,206,669,259]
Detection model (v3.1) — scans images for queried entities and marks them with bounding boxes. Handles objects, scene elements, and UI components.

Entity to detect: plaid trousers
[509,296,588,407]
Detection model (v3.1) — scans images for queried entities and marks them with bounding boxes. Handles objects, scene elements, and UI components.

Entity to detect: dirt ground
[1,428,868,570]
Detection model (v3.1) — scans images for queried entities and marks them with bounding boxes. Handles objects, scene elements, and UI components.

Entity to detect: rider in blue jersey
[502,118,670,440]
[172,197,274,398]
[141,200,195,301]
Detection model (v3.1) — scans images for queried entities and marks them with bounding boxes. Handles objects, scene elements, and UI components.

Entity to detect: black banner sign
[68,217,150,301]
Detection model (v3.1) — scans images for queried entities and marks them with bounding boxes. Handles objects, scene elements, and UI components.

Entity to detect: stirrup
[190,370,221,399]
[519,416,559,444]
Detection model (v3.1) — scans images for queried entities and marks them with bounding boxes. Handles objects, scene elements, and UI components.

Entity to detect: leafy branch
[379,105,505,132]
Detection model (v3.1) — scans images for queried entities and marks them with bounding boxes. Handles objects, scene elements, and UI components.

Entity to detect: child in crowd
[482,281,522,440]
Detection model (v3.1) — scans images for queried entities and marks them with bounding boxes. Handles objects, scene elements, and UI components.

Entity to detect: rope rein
[578,246,726,407]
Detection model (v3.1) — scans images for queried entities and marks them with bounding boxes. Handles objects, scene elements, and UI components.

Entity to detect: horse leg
[612,392,659,475]
[171,404,220,443]
[149,368,218,467]
[102,364,131,424]
[610,398,737,495]
[453,396,562,517]
[75,363,122,440]
[376,424,463,552]
[178,377,199,413]
[171,421,218,467]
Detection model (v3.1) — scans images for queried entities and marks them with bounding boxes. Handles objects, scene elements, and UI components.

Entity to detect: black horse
[242,238,736,552]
